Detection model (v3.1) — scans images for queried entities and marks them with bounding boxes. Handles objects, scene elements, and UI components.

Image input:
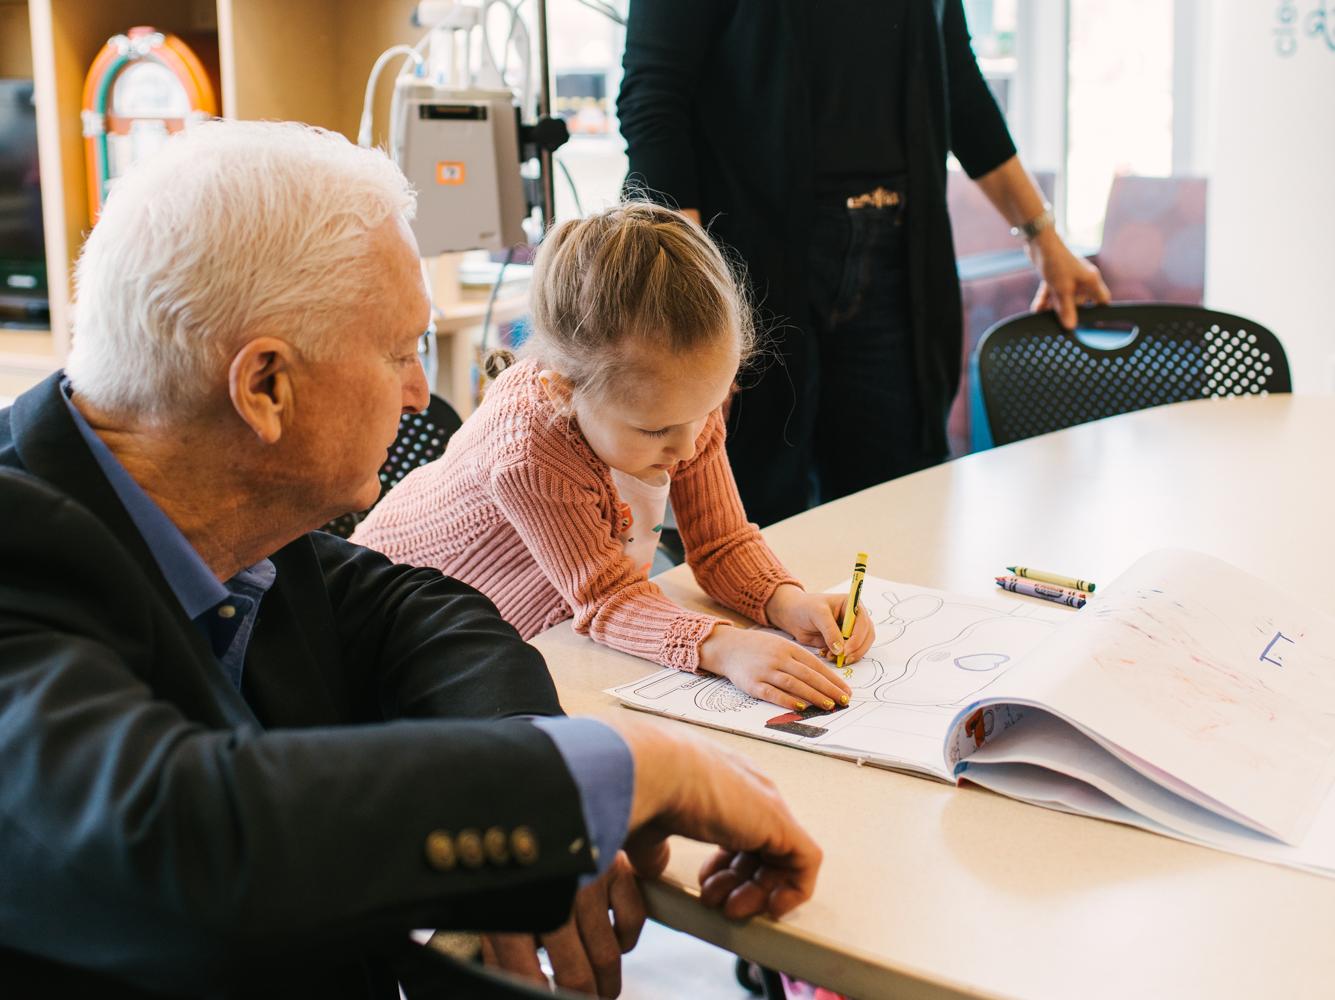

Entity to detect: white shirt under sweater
[608,468,671,577]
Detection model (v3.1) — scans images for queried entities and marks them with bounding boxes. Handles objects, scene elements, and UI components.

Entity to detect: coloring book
[608,549,1335,877]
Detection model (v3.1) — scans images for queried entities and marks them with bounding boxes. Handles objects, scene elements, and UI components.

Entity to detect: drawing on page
[870,609,1052,707]
[628,672,762,713]
[876,591,945,642]
[848,656,892,689]
[693,676,761,713]
[631,671,697,700]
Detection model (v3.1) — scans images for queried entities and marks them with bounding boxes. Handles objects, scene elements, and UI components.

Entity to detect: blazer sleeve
[617,0,732,208]
[0,472,594,995]
[673,410,801,623]
[491,453,724,672]
[306,531,564,722]
[942,0,1018,179]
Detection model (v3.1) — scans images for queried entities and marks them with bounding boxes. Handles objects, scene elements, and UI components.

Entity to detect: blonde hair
[487,201,753,400]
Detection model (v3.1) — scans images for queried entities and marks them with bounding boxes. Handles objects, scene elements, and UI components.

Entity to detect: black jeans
[805,191,940,506]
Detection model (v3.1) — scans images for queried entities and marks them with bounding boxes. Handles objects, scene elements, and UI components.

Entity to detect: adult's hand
[480,850,645,997]
[1028,229,1111,329]
[606,715,822,921]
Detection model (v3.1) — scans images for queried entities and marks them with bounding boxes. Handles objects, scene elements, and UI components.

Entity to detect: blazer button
[511,826,539,866]
[484,826,510,865]
[425,830,456,871]
[457,828,486,868]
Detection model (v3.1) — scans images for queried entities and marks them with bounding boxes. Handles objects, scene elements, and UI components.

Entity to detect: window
[545,0,628,220]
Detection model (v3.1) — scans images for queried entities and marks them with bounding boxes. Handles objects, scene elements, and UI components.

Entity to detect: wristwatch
[1011,204,1054,241]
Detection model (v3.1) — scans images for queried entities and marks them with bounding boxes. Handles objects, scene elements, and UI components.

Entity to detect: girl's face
[552,336,739,483]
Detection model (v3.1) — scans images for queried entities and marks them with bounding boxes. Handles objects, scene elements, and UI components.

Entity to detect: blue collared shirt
[60,382,631,877]
[61,380,276,689]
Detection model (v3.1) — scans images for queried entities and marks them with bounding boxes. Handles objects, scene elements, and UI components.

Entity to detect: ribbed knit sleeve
[672,410,800,624]
[490,449,724,672]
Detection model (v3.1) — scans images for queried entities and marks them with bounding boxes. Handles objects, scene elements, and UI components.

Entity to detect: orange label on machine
[435,161,466,185]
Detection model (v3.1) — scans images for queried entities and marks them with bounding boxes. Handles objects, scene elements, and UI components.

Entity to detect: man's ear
[228,337,298,445]
[536,369,574,414]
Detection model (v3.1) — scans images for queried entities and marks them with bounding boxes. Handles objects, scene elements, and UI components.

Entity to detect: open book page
[959,711,1335,876]
[607,578,1069,780]
[964,549,1335,845]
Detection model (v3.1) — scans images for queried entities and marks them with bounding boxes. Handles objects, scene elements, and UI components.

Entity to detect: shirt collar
[59,379,249,620]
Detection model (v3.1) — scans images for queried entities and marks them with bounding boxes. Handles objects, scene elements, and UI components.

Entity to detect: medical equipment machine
[361,0,569,254]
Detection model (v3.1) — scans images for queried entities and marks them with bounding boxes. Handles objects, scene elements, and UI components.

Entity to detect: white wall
[1204,1,1335,394]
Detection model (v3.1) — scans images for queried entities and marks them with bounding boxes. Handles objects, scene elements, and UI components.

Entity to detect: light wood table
[531,395,1335,1000]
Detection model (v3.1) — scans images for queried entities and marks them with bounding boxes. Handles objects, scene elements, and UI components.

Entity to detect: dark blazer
[619,0,1017,519]
[0,374,597,998]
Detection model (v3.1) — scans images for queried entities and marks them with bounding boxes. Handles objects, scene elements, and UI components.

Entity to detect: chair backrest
[974,304,1291,448]
[322,393,463,538]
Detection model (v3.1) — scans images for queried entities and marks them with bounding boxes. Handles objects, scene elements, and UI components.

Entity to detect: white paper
[608,579,1066,779]
[971,550,1335,844]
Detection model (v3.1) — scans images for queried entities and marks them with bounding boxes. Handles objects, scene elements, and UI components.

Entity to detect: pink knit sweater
[352,359,799,671]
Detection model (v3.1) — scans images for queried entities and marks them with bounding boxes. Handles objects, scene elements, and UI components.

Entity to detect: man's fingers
[542,920,601,997]
[607,859,648,953]
[698,847,736,885]
[481,932,547,986]
[624,829,670,880]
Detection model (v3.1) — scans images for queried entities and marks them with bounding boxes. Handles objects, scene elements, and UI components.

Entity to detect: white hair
[67,119,417,419]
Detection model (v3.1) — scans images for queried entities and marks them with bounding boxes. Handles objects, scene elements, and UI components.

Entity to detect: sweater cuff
[747,571,804,628]
[660,614,726,672]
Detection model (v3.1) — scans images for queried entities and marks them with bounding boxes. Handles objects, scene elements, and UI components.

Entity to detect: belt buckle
[846,186,901,211]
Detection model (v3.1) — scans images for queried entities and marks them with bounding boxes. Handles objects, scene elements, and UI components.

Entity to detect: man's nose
[403,360,430,414]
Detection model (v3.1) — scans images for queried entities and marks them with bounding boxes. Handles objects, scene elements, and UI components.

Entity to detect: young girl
[353,202,873,711]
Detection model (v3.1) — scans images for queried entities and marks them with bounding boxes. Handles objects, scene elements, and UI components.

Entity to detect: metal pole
[534,0,556,231]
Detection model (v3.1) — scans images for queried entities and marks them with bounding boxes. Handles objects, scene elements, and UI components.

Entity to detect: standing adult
[619,0,1110,526]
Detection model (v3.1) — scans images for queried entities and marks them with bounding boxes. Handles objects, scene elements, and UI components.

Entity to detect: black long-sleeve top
[619,0,1017,456]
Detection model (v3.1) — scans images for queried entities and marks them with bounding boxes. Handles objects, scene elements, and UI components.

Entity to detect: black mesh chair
[323,393,463,538]
[973,304,1291,448]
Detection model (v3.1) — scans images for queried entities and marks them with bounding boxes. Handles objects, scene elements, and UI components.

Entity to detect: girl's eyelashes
[640,427,672,438]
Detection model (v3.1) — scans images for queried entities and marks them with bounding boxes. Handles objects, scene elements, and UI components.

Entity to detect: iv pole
[534,0,556,231]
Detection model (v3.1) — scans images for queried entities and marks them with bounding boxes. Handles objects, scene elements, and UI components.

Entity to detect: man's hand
[608,716,822,921]
[1028,228,1112,329]
[481,851,645,997]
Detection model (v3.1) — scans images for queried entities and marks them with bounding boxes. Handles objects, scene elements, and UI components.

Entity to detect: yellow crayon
[836,552,868,669]
[1007,565,1096,593]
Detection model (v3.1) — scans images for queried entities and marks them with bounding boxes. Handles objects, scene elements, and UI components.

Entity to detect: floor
[620,920,756,1000]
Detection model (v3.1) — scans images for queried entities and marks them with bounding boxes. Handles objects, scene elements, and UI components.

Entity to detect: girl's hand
[765,584,876,665]
[699,624,852,711]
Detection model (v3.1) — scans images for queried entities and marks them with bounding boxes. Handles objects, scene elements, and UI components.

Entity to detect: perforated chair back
[322,393,463,538]
[974,304,1291,448]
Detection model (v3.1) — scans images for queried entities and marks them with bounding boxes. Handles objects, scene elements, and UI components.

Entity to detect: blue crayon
[995,575,1087,609]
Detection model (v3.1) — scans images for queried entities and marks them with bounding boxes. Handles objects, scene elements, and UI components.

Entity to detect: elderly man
[0,120,820,998]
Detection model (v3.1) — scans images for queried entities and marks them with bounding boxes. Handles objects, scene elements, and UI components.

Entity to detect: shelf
[19,0,478,376]
[0,327,58,398]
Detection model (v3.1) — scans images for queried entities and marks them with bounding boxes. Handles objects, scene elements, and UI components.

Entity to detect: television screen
[0,78,47,309]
